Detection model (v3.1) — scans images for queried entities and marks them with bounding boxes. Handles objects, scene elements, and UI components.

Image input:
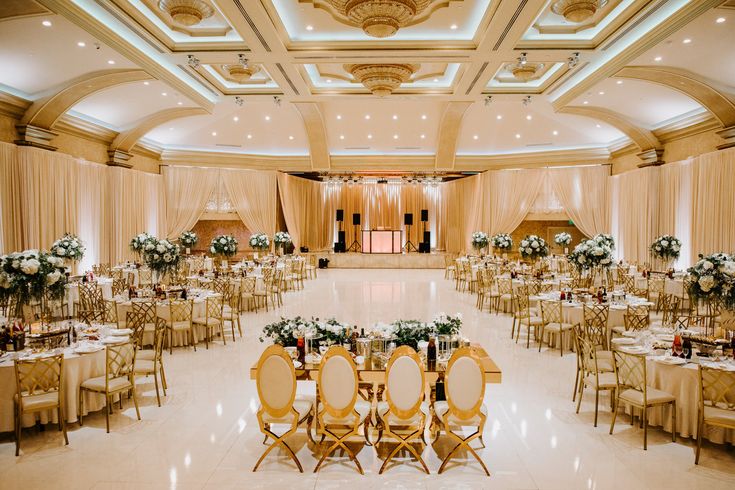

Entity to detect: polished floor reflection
[1,269,734,489]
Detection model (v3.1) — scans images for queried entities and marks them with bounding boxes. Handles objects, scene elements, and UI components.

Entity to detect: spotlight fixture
[568,52,580,68]
[187,54,200,68]
[522,96,532,107]
[484,95,493,106]
[518,52,528,66]
[273,96,282,107]
[234,96,244,106]
[238,53,248,67]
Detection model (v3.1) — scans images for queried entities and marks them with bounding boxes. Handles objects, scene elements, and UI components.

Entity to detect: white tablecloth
[635,275,687,299]
[0,349,106,432]
[65,279,114,306]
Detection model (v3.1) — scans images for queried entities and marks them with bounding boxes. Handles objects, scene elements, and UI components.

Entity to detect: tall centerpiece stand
[490,233,512,260]
[211,235,238,271]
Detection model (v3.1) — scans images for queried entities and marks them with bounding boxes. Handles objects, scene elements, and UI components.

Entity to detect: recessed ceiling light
[420,134,425,139]
[265,116,271,121]
[682,38,692,44]
[526,115,532,120]
[716,17,726,24]
[421,114,427,120]
[596,124,601,128]
[367,134,373,139]
[473,135,479,140]
[393,134,399,139]
[77,41,86,47]
[433,78,439,82]
[168,127,174,131]
[289,135,294,140]
[143,81,150,85]
[496,115,502,120]
[339,135,344,140]
[306,25,314,31]
[233,116,239,122]
[365,115,370,120]
[336,115,342,120]
[552,130,558,136]
[247,134,252,139]
[450,24,458,30]
[616,80,623,85]
[654,56,662,62]
[583,100,589,104]
[326,79,332,83]
[177,101,183,105]
[42,20,52,27]
[211,131,217,136]
[598,91,605,95]
[161,92,167,96]
[515,133,521,139]
[107,60,116,65]
[392,115,398,120]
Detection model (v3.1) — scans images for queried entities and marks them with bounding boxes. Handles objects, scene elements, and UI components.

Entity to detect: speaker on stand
[419,210,430,253]
[347,213,361,252]
[334,209,346,253]
[403,213,418,253]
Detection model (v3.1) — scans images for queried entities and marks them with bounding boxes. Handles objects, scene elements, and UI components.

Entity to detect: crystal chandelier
[551,0,603,23]
[345,63,418,96]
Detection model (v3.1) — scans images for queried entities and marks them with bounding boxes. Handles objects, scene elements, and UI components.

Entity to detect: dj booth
[361,230,402,254]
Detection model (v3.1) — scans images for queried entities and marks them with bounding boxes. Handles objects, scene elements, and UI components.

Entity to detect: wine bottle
[296,336,305,363]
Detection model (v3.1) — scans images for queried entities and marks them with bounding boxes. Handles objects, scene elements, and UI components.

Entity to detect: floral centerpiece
[593,233,615,250]
[491,233,513,252]
[470,232,489,252]
[259,316,315,346]
[567,238,613,270]
[210,235,238,258]
[179,231,198,253]
[687,253,735,309]
[142,238,181,280]
[316,318,350,346]
[0,250,67,318]
[273,231,292,255]
[650,235,682,261]
[554,232,572,247]
[249,233,270,251]
[429,312,462,336]
[519,235,549,260]
[391,319,429,350]
[50,233,85,262]
[129,233,154,258]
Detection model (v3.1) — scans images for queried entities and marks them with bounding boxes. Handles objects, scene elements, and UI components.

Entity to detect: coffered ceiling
[0,0,733,170]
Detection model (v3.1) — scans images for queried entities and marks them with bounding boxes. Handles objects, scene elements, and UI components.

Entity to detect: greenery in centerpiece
[429,312,462,336]
[179,231,198,248]
[491,233,513,251]
[593,233,615,250]
[129,232,154,258]
[391,319,430,350]
[471,231,489,251]
[259,316,316,346]
[567,237,613,271]
[687,253,735,309]
[273,231,292,246]
[0,250,67,313]
[142,238,181,279]
[50,233,85,262]
[249,232,270,251]
[650,235,682,261]
[554,232,572,247]
[210,235,238,257]
[519,234,549,260]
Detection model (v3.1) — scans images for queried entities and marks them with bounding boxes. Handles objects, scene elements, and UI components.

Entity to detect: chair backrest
[698,365,735,416]
[126,311,146,347]
[384,346,425,419]
[206,296,223,319]
[612,350,647,395]
[445,347,485,421]
[14,354,64,403]
[540,300,562,324]
[138,268,153,284]
[168,299,192,323]
[256,345,297,419]
[79,283,104,310]
[318,346,358,420]
[516,292,532,317]
[583,304,609,350]
[623,274,635,292]
[497,277,512,295]
[131,300,156,325]
[624,313,649,332]
[227,282,240,309]
[240,276,256,294]
[112,278,128,296]
[152,317,167,362]
[648,274,665,293]
[106,341,136,381]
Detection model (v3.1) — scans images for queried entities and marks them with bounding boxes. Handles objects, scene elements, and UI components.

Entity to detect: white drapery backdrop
[162,166,220,239]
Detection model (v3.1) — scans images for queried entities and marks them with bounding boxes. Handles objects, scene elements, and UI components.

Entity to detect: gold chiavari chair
[623,274,636,293]
[131,300,157,341]
[613,304,650,335]
[281,261,295,291]
[539,300,575,356]
[13,354,68,456]
[254,267,274,311]
[253,345,315,473]
[193,296,225,349]
[79,341,141,433]
[134,317,168,407]
[295,259,306,289]
[138,268,153,287]
[111,268,124,281]
[647,273,666,312]
[514,291,542,348]
[582,304,611,353]
[496,277,513,316]
[433,347,490,476]
[223,281,242,340]
[610,350,676,449]
[695,365,735,464]
[444,254,456,279]
[305,254,318,279]
[272,269,285,308]
[239,276,257,313]
[111,278,128,297]
[165,298,195,354]
[575,334,617,427]
[374,346,430,474]
[315,346,370,475]
[78,282,105,320]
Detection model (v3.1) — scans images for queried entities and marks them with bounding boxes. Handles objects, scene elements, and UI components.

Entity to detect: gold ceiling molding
[435,101,472,171]
[301,0,460,38]
[551,0,602,23]
[157,0,214,27]
[0,0,50,20]
[559,105,663,167]
[293,102,331,170]
[344,63,419,96]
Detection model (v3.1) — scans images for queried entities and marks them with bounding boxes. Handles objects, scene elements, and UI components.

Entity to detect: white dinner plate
[612,337,636,345]
[101,336,128,345]
[75,345,104,354]
[109,328,133,336]
[292,360,303,369]
[655,356,687,365]
[619,346,650,355]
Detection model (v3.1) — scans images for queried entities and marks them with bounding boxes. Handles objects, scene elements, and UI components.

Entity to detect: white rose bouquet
[471,232,489,251]
[179,231,198,248]
[249,233,270,251]
[554,232,572,246]
[129,232,154,257]
[593,233,615,250]
[259,316,316,346]
[0,249,67,308]
[273,231,292,245]
[211,235,238,257]
[429,312,462,336]
[687,253,735,308]
[650,235,682,261]
[50,233,85,262]
[491,233,513,251]
[142,237,181,279]
[518,234,549,260]
[567,238,613,271]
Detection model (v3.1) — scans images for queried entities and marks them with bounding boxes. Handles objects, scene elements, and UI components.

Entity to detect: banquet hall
[1,0,735,488]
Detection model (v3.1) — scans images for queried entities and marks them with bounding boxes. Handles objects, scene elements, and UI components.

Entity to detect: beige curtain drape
[163,166,219,239]
[441,174,481,253]
[611,167,659,264]
[658,160,693,268]
[690,148,735,258]
[548,165,611,238]
[0,142,21,253]
[477,168,545,237]
[277,173,337,250]
[221,169,277,238]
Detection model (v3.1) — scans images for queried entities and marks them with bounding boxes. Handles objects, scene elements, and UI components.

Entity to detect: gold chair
[582,304,611,353]
[79,341,141,433]
[514,292,542,348]
[374,346,430,474]
[314,346,370,474]
[193,296,225,349]
[433,347,490,476]
[647,274,666,312]
[305,254,318,280]
[223,282,242,340]
[13,354,68,456]
[538,300,575,356]
[612,304,650,335]
[609,350,676,449]
[253,345,315,472]
[138,268,153,287]
[695,365,735,464]
[111,278,128,296]
[575,334,617,427]
[254,267,274,311]
[444,255,456,279]
[496,277,514,317]
[239,276,257,313]
[131,300,157,344]
[134,317,168,406]
[165,299,195,354]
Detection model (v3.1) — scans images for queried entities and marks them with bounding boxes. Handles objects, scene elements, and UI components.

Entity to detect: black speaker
[336,209,344,222]
[334,242,345,253]
[338,231,345,244]
[420,209,428,222]
[404,213,413,226]
[352,213,361,226]
[419,242,430,253]
[423,231,431,244]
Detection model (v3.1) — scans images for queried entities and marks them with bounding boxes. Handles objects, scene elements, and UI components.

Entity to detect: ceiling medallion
[551,0,602,23]
[345,63,419,96]
[510,62,543,82]
[158,0,214,27]
[225,63,260,83]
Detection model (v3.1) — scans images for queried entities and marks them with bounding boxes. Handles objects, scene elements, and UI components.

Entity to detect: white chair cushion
[137,350,154,361]
[620,387,675,406]
[584,372,616,389]
[81,375,132,393]
[17,391,59,411]
[703,406,735,427]
[376,401,429,425]
[262,395,314,424]
[321,399,371,425]
[169,320,191,331]
[135,359,155,374]
[544,322,574,332]
[434,400,488,427]
[192,317,220,326]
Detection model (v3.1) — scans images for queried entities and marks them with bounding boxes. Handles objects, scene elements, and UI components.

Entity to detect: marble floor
[1,269,734,489]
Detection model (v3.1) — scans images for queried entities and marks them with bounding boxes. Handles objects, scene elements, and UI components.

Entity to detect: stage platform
[321,252,445,269]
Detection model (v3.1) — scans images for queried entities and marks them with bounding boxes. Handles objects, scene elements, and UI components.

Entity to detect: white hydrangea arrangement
[471,231,489,250]
[50,233,85,262]
[429,312,463,336]
[519,235,549,260]
[593,233,615,250]
[650,235,682,261]
[142,238,181,278]
[211,235,238,257]
[567,238,613,270]
[179,231,198,248]
[491,233,513,250]
[129,232,154,257]
[249,233,270,251]
[687,253,735,309]
[554,232,572,246]
[273,231,292,245]
[0,249,67,307]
